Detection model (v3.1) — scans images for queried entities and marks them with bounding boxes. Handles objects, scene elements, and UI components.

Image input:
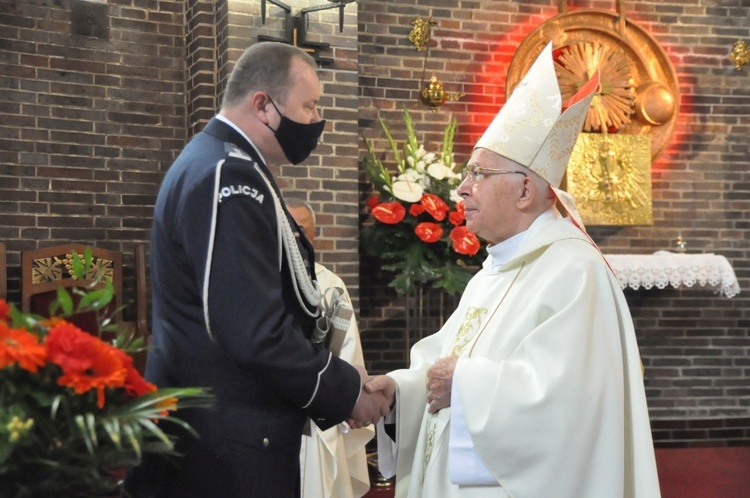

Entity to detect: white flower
[415,160,426,173]
[446,168,463,181]
[415,146,426,159]
[406,156,415,167]
[450,189,462,203]
[422,152,436,164]
[391,180,424,203]
[397,169,423,183]
[427,161,452,180]
[417,175,431,189]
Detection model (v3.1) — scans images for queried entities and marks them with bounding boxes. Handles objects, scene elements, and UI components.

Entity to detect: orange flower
[0,322,48,373]
[157,396,180,417]
[415,222,443,243]
[46,321,128,408]
[113,347,156,398]
[372,201,406,224]
[450,226,481,256]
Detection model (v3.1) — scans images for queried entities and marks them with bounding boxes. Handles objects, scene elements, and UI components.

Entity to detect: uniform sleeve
[194,155,360,426]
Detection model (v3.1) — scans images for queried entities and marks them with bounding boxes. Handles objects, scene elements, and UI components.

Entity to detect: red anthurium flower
[420,194,449,221]
[450,226,481,256]
[415,222,443,243]
[372,201,406,224]
[367,194,380,210]
[409,204,426,216]
[455,201,465,217]
[449,210,465,226]
[0,322,48,373]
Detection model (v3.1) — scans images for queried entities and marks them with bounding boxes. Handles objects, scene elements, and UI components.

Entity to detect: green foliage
[0,249,214,497]
[361,108,485,296]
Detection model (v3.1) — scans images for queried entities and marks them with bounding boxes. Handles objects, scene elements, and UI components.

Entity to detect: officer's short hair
[221,42,317,109]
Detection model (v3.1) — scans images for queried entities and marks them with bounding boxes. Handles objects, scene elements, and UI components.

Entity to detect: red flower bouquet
[0,251,213,498]
[362,107,485,295]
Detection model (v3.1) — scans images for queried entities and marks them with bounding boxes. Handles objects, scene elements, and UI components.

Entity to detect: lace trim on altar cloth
[605,252,741,298]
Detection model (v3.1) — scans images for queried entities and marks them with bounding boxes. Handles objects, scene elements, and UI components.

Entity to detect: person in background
[287,197,374,498]
[365,43,661,497]
[125,41,388,498]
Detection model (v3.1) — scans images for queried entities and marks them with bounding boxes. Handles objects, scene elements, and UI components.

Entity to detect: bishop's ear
[516,176,534,208]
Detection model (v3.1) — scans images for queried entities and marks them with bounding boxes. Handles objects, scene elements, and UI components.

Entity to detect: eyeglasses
[461,164,528,182]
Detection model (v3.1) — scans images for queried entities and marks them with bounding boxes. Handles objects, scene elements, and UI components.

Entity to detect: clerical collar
[215,114,268,166]
[482,209,558,272]
[483,232,524,272]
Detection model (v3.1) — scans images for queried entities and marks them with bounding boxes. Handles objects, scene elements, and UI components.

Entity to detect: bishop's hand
[426,355,458,414]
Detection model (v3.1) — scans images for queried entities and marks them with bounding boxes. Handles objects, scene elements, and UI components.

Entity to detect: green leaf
[77,282,114,311]
[75,414,96,455]
[378,115,403,172]
[102,418,123,450]
[363,134,393,195]
[54,287,74,316]
[402,106,420,171]
[442,116,457,168]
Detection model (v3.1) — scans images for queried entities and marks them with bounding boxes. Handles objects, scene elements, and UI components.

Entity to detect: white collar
[215,114,268,166]
[482,209,558,273]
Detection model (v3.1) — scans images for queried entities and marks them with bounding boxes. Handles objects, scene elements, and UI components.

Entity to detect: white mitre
[475,42,600,228]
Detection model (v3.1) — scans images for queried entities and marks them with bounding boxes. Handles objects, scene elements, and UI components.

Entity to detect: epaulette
[224,142,255,163]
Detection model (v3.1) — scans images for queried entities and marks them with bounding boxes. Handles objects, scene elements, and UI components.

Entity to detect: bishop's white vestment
[300,263,374,498]
[377,211,661,498]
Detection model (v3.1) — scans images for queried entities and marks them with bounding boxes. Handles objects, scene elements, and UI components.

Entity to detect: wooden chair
[21,243,149,369]
[134,242,148,341]
[22,244,122,326]
[132,242,149,372]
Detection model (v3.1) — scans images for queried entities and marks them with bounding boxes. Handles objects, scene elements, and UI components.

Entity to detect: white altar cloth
[604,252,741,298]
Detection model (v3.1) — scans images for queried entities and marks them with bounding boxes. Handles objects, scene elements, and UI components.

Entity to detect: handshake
[346,365,396,429]
[346,356,457,428]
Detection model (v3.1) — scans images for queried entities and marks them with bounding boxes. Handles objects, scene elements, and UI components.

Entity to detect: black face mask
[265,98,326,165]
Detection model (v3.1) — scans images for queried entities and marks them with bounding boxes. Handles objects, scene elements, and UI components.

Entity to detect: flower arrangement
[362,106,485,296]
[0,250,213,498]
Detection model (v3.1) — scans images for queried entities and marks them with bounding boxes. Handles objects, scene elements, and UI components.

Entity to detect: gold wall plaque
[566,134,652,226]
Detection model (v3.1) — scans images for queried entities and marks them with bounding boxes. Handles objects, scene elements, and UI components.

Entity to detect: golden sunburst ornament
[555,42,635,133]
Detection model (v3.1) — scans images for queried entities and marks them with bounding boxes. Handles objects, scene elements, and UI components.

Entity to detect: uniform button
[263,437,270,447]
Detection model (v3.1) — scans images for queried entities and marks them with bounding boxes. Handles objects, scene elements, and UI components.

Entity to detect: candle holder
[673,234,687,253]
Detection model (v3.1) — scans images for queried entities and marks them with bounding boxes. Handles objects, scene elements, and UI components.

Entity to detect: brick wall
[226,0,361,286]
[0,0,186,316]
[0,0,361,313]
[357,0,750,446]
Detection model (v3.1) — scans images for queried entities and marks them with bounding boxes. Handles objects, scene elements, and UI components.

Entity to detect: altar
[604,252,741,298]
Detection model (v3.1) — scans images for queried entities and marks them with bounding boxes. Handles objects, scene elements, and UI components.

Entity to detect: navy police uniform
[124,118,361,498]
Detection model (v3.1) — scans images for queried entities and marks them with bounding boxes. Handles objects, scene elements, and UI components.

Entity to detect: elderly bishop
[366,42,661,498]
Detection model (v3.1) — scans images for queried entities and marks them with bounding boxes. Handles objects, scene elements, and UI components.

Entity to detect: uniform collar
[213,114,268,166]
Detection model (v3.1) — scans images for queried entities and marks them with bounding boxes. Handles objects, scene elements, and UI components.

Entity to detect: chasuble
[377,212,660,498]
